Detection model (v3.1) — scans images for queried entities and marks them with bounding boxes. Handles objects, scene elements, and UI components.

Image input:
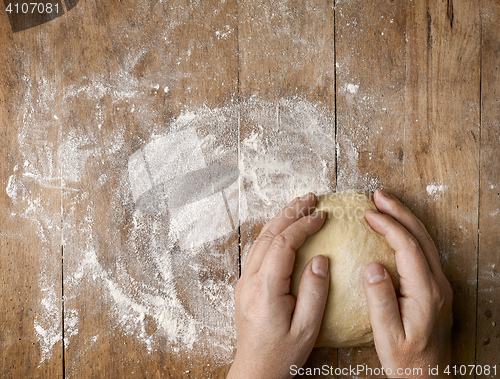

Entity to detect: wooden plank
[238,1,336,377]
[477,0,500,374]
[58,0,240,377]
[335,0,406,376]
[238,0,335,101]
[0,11,63,378]
[1,1,493,378]
[405,0,481,369]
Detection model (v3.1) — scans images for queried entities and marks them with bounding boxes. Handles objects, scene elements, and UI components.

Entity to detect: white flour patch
[239,97,336,220]
[215,25,233,40]
[5,73,64,362]
[426,183,448,196]
[345,83,360,94]
[7,93,373,368]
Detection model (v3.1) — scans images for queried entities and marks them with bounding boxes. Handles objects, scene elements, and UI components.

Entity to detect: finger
[363,262,404,348]
[291,255,330,342]
[261,192,317,236]
[243,193,318,275]
[259,211,326,293]
[374,189,443,274]
[365,209,433,290]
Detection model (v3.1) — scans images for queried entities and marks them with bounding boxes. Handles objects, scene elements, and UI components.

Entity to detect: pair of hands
[228,189,453,379]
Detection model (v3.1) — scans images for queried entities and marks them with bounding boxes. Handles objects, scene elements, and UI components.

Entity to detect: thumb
[291,255,330,341]
[363,262,404,347]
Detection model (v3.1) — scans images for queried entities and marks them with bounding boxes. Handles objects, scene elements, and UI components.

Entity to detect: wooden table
[1,0,498,377]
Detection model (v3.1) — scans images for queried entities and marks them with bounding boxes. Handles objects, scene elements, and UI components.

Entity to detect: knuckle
[416,217,428,233]
[372,293,396,319]
[420,231,438,251]
[429,279,453,314]
[414,229,428,243]
[273,233,294,250]
[377,293,395,309]
[406,235,421,250]
[300,279,327,301]
[240,279,265,313]
[255,230,276,245]
[248,281,263,301]
[431,284,445,307]
[439,280,454,318]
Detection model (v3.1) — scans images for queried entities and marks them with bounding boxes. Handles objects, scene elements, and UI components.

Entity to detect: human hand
[363,189,453,378]
[227,193,330,379]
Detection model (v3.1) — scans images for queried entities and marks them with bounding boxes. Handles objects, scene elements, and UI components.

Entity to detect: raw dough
[290,190,399,348]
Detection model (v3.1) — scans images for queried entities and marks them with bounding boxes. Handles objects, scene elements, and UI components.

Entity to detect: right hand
[363,189,453,378]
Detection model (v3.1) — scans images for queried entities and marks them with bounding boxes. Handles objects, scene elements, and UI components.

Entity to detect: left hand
[227,193,330,379]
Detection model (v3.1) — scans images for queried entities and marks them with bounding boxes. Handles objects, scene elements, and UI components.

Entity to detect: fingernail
[378,189,392,199]
[312,255,329,277]
[300,192,312,201]
[365,262,386,284]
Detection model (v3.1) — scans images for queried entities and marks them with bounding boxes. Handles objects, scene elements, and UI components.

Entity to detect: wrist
[228,354,290,379]
[227,355,254,379]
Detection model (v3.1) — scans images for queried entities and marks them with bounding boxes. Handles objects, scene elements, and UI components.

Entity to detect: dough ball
[290,190,399,348]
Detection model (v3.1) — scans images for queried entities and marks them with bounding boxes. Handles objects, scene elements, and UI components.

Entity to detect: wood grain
[238,1,336,377]
[335,0,406,375]
[0,0,499,377]
[238,0,335,101]
[405,0,481,369]
[477,0,500,375]
[58,0,239,377]
[0,7,65,377]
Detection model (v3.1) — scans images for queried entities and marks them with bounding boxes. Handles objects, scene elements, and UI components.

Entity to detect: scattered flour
[426,183,448,196]
[8,87,373,368]
[215,25,233,40]
[5,15,389,370]
[2,0,381,372]
[345,83,360,94]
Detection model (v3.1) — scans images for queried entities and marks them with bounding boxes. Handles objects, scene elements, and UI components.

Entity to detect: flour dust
[7,93,375,368]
